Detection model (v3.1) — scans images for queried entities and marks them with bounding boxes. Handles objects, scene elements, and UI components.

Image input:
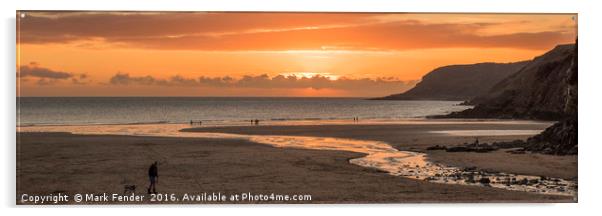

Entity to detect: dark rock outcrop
[426,139,527,153]
[373,62,528,101]
[524,118,577,155]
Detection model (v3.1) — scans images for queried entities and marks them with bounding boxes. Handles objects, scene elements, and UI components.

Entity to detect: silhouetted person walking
[148,161,159,194]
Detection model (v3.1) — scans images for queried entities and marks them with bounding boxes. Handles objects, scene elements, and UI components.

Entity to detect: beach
[17,120,576,204]
[184,122,577,180]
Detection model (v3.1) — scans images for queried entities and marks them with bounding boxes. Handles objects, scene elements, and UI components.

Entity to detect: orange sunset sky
[16,12,577,97]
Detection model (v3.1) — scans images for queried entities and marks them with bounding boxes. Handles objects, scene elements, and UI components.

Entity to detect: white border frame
[3,0,601,215]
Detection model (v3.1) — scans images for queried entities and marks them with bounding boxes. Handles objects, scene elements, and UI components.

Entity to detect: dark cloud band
[109,73,417,91]
[19,63,73,79]
[18,12,575,51]
[18,62,89,85]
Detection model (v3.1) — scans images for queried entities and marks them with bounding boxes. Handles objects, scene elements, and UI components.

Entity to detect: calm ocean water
[17,97,470,126]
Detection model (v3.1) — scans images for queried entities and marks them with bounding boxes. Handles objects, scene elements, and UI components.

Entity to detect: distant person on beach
[254,119,259,125]
[147,161,159,194]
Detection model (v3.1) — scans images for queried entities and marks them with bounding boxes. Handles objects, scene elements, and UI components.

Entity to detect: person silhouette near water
[148,161,159,194]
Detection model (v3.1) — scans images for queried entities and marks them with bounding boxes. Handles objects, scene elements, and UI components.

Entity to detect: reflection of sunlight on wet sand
[18,123,575,197]
[251,136,397,154]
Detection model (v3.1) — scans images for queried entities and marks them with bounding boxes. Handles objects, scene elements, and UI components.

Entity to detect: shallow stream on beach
[18,122,576,197]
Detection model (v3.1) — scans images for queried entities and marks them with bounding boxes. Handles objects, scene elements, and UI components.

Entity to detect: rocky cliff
[441,43,578,155]
[374,62,528,101]
[442,44,576,120]
[523,43,577,155]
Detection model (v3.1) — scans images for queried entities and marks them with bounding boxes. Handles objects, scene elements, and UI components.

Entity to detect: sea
[16,97,471,126]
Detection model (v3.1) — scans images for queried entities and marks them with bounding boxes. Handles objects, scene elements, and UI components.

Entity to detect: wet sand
[17,123,575,204]
[183,123,577,181]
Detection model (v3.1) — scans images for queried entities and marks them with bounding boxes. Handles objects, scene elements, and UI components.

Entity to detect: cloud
[109,73,199,86]
[19,12,370,44]
[19,12,576,51]
[108,73,417,92]
[18,62,89,85]
[71,74,91,85]
[19,62,73,79]
[109,73,161,85]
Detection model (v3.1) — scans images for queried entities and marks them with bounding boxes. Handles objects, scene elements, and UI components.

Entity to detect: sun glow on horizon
[279,72,341,80]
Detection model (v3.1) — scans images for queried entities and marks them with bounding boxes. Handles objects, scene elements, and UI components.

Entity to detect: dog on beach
[123,185,136,194]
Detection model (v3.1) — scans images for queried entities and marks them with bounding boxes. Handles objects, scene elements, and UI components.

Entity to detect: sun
[279,72,340,80]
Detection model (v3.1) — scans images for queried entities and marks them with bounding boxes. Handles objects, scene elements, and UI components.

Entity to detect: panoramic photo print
[16,11,578,204]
